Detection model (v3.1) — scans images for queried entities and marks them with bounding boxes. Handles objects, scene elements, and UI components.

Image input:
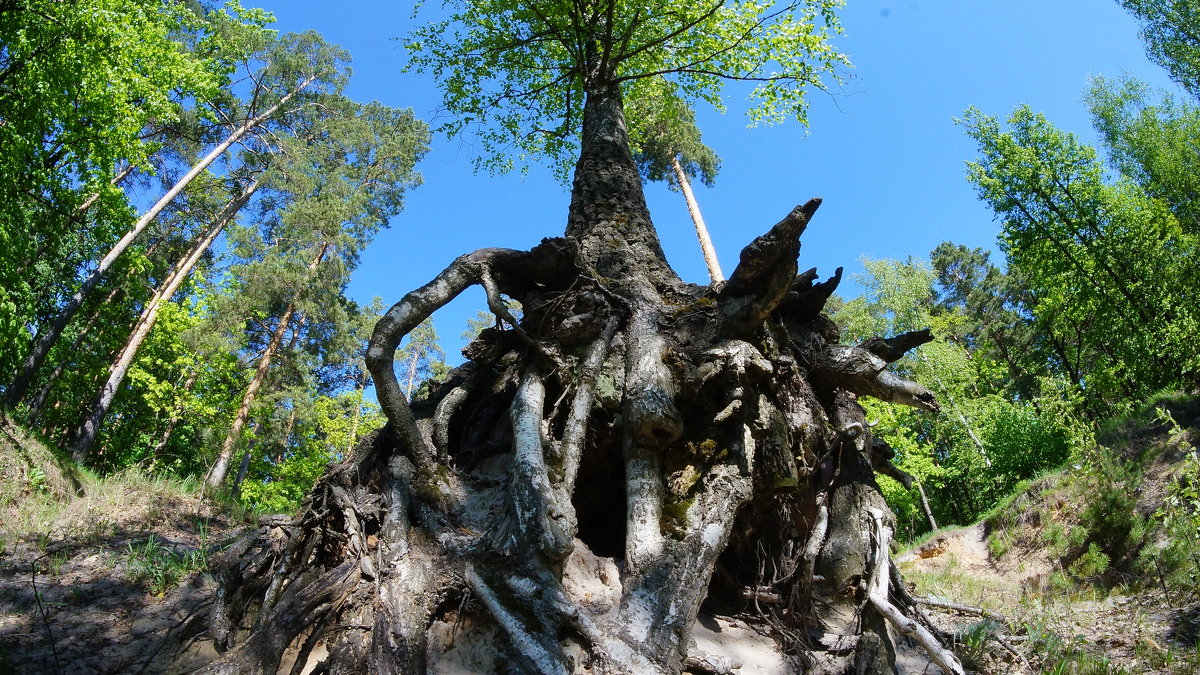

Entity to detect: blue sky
[253,0,1179,360]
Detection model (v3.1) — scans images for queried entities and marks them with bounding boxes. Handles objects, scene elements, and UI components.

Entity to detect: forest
[1,1,1198,673]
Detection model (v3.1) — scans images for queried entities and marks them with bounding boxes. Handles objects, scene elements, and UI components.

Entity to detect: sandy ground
[898,521,1192,674]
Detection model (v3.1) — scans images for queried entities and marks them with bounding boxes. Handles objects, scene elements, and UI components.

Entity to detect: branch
[914,595,1010,623]
[858,329,934,363]
[367,248,533,474]
[780,266,842,321]
[811,345,940,412]
[613,1,725,68]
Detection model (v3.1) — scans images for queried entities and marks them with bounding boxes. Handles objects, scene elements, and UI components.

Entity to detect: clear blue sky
[254,0,1179,361]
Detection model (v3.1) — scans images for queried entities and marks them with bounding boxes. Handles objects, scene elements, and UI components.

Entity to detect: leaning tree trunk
[72,179,261,462]
[670,155,723,284]
[169,81,961,675]
[206,242,329,489]
[5,78,317,409]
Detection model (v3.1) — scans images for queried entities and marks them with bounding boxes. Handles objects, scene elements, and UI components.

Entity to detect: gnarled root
[867,509,965,675]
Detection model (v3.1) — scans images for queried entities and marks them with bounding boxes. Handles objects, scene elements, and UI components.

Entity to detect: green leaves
[0,0,228,377]
[961,105,1200,409]
[629,77,721,188]
[836,257,1081,537]
[1087,75,1200,234]
[1118,0,1200,96]
[406,0,848,178]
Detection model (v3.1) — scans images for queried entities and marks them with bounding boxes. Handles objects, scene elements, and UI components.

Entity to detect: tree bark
[6,78,316,408]
[230,421,261,501]
[916,479,939,531]
[16,164,137,279]
[346,379,365,455]
[71,179,260,462]
[172,78,952,675]
[205,243,329,489]
[671,155,723,283]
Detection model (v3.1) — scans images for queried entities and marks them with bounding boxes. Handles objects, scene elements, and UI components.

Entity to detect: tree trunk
[403,349,420,399]
[205,243,329,490]
[5,78,316,408]
[230,422,261,501]
[670,155,724,284]
[346,379,365,455]
[16,164,137,279]
[169,80,956,675]
[71,180,260,462]
[916,479,939,531]
[25,285,124,421]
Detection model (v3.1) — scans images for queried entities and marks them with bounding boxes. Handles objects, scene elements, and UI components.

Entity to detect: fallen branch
[915,595,1010,624]
[991,632,1034,673]
[867,509,965,675]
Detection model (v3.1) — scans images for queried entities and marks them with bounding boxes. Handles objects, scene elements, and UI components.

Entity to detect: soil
[0,479,247,674]
[2,407,1198,674]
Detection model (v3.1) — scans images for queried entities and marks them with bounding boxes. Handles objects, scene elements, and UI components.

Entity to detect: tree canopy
[406,0,848,176]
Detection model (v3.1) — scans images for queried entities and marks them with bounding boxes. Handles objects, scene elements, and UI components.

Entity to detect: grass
[123,529,211,596]
[894,523,971,557]
[0,415,281,612]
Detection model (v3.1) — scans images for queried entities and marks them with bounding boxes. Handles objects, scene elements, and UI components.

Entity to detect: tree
[1118,0,1200,95]
[630,79,725,282]
[930,242,1045,401]
[0,0,227,396]
[1087,75,1200,234]
[203,98,429,488]
[71,176,262,461]
[4,25,348,409]
[172,3,965,674]
[962,105,1200,410]
[836,256,1075,537]
[397,318,447,399]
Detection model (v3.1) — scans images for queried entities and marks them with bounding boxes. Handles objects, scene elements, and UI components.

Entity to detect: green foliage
[1022,620,1123,675]
[236,390,385,513]
[406,0,848,177]
[98,297,244,475]
[955,618,1003,671]
[836,256,1081,538]
[961,105,1200,412]
[0,0,233,379]
[1069,542,1112,581]
[629,77,721,188]
[1140,424,1200,604]
[1087,75,1200,233]
[1118,0,1200,96]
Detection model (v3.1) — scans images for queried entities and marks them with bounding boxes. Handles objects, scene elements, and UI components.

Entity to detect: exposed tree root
[867,509,965,675]
[168,201,960,674]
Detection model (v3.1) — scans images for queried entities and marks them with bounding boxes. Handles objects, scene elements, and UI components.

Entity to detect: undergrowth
[124,529,211,596]
[905,392,1200,672]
